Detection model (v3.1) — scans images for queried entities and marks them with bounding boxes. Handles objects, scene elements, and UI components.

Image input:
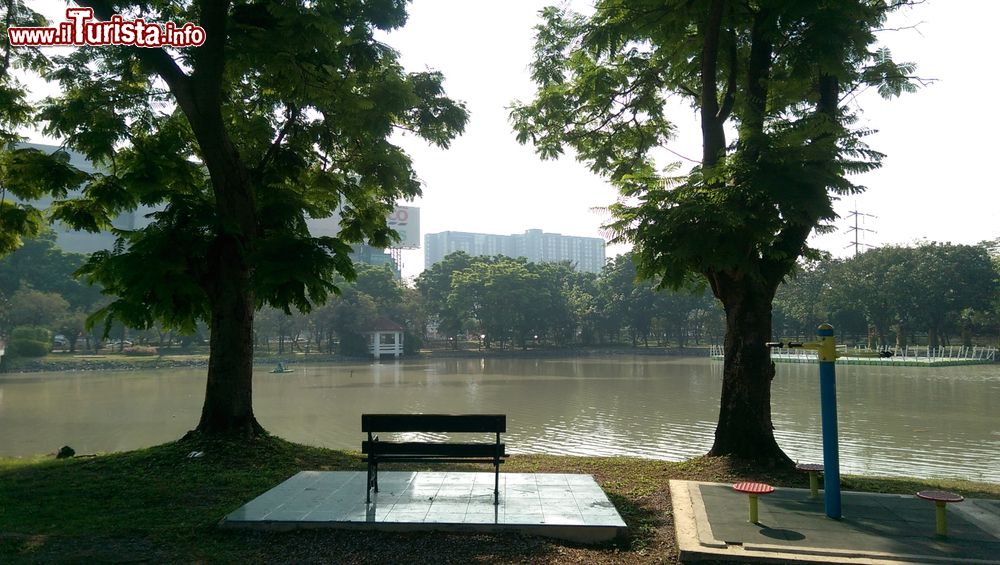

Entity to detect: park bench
[361,413,508,505]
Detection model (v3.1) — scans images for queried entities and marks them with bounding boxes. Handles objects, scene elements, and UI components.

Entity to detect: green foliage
[512,1,918,291]
[338,332,369,357]
[416,251,475,338]
[0,230,103,310]
[32,1,467,338]
[7,287,69,329]
[403,330,422,355]
[7,325,51,358]
[773,242,1000,347]
[514,1,922,460]
[0,3,92,256]
[416,251,721,348]
[6,339,48,358]
[10,325,50,342]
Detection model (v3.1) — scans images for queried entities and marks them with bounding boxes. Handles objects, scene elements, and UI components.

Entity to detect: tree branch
[192,0,229,101]
[255,105,301,177]
[76,0,192,101]
[699,0,725,167]
[717,27,737,122]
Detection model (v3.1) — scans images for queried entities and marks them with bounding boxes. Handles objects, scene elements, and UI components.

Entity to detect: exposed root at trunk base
[183,417,268,442]
[705,449,794,471]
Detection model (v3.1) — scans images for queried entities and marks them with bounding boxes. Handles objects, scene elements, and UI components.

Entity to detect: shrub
[404,330,422,355]
[11,326,51,343]
[7,327,52,358]
[7,339,50,358]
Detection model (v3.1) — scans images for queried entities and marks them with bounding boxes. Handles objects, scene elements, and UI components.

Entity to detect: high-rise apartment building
[424,229,606,273]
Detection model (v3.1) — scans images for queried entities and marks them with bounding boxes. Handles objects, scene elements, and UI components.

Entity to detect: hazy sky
[23,1,1000,279]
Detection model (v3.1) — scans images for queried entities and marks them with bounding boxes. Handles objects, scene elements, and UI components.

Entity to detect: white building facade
[424,229,606,273]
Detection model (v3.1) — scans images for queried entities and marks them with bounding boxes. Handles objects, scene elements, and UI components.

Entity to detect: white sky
[22,1,1000,280]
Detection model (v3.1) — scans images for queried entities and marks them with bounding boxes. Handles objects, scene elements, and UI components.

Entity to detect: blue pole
[817,324,841,519]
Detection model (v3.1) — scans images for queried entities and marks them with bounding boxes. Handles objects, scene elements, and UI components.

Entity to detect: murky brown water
[1,357,997,482]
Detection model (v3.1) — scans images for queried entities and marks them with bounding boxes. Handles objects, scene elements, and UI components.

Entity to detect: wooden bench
[361,414,508,505]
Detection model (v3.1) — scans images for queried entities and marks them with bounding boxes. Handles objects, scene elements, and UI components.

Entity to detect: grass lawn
[2,436,997,564]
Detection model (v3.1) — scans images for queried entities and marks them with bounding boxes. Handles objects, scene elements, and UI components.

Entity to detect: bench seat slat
[363,441,506,457]
[362,414,506,433]
[363,457,507,465]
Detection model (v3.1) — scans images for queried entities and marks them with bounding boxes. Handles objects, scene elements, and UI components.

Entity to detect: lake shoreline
[0,345,713,375]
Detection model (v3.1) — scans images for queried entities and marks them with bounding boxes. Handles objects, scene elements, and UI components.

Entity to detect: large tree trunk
[195,233,263,436]
[708,274,791,465]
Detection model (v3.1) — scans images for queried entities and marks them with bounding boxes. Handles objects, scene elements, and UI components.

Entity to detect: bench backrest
[362,414,506,433]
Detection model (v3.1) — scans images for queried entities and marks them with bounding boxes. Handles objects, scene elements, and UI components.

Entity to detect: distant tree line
[416,252,724,350]
[2,236,997,361]
[774,241,1000,348]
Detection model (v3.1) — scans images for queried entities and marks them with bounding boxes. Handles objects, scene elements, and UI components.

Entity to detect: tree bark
[699,0,726,167]
[928,326,939,349]
[195,232,263,436]
[708,272,791,465]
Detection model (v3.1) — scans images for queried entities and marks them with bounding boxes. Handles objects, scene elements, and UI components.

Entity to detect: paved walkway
[672,480,1000,564]
[222,471,626,544]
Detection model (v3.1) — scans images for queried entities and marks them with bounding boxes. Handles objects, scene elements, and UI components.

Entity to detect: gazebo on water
[363,317,405,359]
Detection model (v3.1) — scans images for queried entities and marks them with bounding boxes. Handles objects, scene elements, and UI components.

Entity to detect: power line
[844,208,877,256]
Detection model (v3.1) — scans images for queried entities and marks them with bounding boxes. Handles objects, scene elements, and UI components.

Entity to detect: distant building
[424,229,606,273]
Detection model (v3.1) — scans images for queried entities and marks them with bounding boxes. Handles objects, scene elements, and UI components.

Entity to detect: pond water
[1,356,997,482]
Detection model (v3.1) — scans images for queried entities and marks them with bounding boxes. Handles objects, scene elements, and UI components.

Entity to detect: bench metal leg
[494,432,501,505]
[366,433,379,504]
[366,460,380,504]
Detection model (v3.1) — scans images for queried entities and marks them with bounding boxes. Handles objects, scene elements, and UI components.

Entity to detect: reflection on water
[1,357,998,483]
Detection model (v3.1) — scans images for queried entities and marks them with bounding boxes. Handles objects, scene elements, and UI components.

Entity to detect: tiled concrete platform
[222,471,627,544]
[672,480,1000,564]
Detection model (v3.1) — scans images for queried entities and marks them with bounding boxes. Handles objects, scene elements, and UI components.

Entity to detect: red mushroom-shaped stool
[796,463,824,499]
[916,490,964,536]
[733,482,775,524]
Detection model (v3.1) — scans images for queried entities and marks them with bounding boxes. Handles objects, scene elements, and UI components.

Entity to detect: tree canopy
[512,0,920,463]
[17,0,468,435]
[0,2,91,256]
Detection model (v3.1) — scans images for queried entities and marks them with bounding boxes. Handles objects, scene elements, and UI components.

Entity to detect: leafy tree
[827,251,897,347]
[254,307,307,354]
[513,1,918,463]
[0,230,103,310]
[773,260,834,339]
[7,326,51,358]
[658,287,715,347]
[0,4,91,256]
[448,256,540,350]
[416,251,474,341]
[594,255,631,344]
[34,1,466,436]
[326,286,377,355]
[54,311,87,352]
[354,264,405,318]
[598,254,658,346]
[907,243,997,348]
[564,271,599,345]
[8,287,70,329]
